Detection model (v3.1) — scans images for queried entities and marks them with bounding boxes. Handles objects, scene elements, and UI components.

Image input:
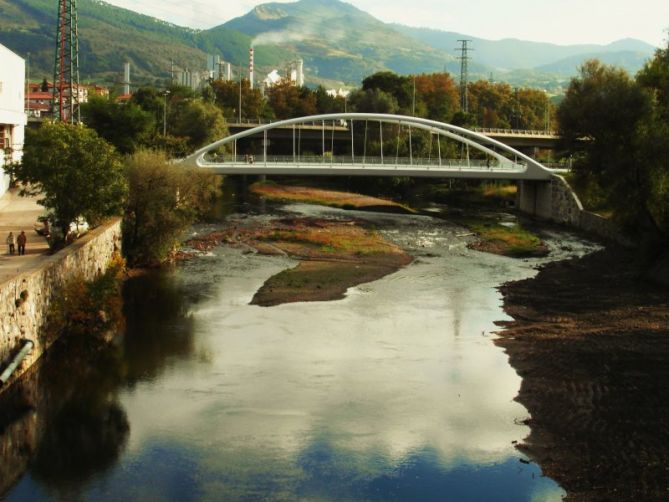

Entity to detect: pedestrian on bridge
[6,231,15,255]
[17,230,26,256]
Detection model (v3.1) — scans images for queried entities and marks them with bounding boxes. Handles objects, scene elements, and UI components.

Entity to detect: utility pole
[53,0,80,123]
[514,87,521,129]
[238,65,243,123]
[163,90,170,136]
[455,40,472,114]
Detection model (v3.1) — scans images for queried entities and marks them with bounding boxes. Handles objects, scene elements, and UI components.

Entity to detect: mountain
[392,24,656,75]
[0,0,658,90]
[218,0,456,83]
[536,50,652,75]
[0,0,210,85]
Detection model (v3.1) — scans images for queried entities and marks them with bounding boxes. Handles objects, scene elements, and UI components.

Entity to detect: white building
[0,44,25,197]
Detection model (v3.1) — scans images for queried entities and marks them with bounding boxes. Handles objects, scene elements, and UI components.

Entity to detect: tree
[362,72,412,112]
[81,95,155,154]
[265,82,317,119]
[635,42,669,242]
[557,59,667,244]
[414,73,459,122]
[348,88,399,114]
[558,60,651,177]
[123,150,219,266]
[130,87,167,129]
[315,86,345,114]
[8,122,127,240]
[168,99,228,151]
[209,79,269,120]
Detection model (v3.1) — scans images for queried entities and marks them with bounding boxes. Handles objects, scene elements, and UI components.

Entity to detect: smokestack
[123,62,130,95]
[297,59,304,87]
[249,48,254,90]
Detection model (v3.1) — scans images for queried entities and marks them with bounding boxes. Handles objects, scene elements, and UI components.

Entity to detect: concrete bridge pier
[517,180,552,219]
[517,175,582,225]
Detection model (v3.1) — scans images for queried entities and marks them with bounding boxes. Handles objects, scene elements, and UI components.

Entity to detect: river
[1,200,599,501]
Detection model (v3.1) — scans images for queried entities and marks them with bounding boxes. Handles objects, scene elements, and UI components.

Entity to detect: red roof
[28,92,52,100]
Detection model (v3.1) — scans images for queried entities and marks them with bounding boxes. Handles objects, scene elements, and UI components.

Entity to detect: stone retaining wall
[0,218,121,392]
[518,175,631,246]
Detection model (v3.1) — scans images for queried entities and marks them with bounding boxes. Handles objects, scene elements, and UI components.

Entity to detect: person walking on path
[6,231,15,255]
[17,230,27,256]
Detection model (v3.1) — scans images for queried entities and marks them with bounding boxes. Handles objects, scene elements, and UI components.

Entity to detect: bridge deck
[198,157,549,180]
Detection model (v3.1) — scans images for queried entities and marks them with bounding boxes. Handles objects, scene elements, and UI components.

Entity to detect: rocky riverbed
[495,247,669,501]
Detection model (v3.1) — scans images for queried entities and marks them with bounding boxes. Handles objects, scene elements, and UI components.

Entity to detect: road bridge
[183,113,556,181]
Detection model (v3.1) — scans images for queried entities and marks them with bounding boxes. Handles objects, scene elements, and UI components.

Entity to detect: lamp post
[163,90,170,136]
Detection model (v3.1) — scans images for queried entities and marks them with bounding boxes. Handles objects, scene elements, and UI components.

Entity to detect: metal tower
[53,0,80,123]
[456,40,472,114]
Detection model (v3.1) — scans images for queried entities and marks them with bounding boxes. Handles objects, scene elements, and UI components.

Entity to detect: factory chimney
[123,62,130,95]
[296,59,304,87]
[249,48,254,90]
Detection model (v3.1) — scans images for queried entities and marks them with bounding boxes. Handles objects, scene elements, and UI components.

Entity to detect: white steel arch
[181,113,554,180]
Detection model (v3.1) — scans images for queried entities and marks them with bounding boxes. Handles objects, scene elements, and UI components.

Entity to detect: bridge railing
[225,118,557,137]
[203,154,524,170]
[472,127,558,137]
[226,118,348,128]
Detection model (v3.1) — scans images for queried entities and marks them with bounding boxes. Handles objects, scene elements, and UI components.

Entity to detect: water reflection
[122,273,198,385]
[1,206,590,500]
[1,338,129,499]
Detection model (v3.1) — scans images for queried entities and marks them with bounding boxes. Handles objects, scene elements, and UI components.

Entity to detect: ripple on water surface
[4,204,603,501]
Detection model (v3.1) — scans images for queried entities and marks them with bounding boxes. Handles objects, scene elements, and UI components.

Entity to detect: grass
[194,217,413,306]
[470,222,547,257]
[251,182,416,214]
[422,182,517,208]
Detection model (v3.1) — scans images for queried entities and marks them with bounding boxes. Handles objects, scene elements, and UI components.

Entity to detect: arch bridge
[182,113,556,181]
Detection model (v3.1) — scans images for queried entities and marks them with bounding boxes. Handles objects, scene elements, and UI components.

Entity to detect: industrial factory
[171,48,306,93]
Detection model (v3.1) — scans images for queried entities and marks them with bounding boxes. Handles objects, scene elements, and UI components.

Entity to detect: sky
[104,0,669,47]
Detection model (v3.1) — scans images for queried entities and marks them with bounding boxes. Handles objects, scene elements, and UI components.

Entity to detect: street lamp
[163,90,170,136]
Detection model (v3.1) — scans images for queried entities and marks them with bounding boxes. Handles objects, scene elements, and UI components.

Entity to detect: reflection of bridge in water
[182,113,558,181]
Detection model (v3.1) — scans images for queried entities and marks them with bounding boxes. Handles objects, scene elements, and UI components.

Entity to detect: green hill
[219,0,456,83]
[0,0,657,90]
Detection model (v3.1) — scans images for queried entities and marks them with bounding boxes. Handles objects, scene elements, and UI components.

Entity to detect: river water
[3,202,598,501]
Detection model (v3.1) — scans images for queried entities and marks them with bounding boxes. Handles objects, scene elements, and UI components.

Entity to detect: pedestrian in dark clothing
[17,230,27,256]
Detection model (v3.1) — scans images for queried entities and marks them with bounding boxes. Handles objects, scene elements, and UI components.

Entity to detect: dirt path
[0,189,50,285]
[495,248,669,501]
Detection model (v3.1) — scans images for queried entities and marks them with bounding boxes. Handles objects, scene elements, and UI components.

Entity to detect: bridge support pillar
[517,180,552,220]
[517,175,583,225]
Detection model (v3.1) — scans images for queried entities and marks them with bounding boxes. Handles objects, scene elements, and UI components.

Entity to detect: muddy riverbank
[495,248,669,500]
[184,216,412,306]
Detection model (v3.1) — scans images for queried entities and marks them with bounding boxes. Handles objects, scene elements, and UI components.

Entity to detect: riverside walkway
[0,188,50,284]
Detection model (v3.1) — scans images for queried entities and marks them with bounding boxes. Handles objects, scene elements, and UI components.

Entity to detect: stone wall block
[0,219,122,393]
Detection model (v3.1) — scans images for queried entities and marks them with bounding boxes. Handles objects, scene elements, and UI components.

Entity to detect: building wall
[0,44,26,197]
[0,219,122,393]
[0,44,26,196]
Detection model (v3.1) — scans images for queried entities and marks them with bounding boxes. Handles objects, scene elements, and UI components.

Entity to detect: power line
[53,0,80,123]
[455,39,472,114]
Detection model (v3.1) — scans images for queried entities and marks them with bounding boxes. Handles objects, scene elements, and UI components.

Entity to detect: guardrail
[203,155,524,170]
[472,127,558,136]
